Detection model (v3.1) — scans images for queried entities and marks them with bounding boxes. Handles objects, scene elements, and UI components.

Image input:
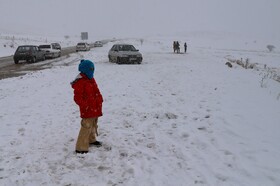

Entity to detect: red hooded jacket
[71,73,103,118]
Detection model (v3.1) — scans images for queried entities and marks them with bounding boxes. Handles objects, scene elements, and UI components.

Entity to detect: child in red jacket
[71,59,103,154]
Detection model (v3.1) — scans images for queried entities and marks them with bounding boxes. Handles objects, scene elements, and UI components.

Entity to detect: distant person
[71,59,103,154]
[176,41,180,53]
[173,41,176,53]
[184,42,187,53]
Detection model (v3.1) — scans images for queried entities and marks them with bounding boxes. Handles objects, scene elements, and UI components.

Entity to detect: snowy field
[0,34,280,186]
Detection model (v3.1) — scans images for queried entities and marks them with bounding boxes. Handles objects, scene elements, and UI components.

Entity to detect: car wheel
[108,55,112,62]
[14,60,19,64]
[42,55,46,61]
[117,57,121,64]
[31,56,36,63]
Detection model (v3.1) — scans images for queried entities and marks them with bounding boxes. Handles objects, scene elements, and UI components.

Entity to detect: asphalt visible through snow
[0,39,114,80]
[0,46,77,80]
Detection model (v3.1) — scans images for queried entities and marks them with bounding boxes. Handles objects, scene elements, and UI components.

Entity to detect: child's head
[78,59,95,79]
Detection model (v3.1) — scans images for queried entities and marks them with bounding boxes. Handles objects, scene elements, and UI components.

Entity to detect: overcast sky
[0,0,279,40]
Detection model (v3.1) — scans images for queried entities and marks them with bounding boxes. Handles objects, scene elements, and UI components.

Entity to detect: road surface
[0,46,81,80]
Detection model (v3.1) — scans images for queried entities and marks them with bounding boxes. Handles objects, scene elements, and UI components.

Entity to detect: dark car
[13,45,46,64]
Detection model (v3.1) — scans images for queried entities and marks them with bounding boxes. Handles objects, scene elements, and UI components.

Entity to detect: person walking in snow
[176,41,180,53]
[71,59,103,154]
[184,42,187,53]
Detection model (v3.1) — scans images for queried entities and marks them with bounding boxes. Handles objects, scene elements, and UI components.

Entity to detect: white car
[108,44,143,64]
[38,44,61,59]
[94,41,103,47]
[76,42,90,52]
[51,43,61,50]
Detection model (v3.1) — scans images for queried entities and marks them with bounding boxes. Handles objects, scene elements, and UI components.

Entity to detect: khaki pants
[76,118,98,151]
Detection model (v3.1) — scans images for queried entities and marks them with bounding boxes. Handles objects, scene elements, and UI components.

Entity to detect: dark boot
[90,141,102,147]
[75,150,88,154]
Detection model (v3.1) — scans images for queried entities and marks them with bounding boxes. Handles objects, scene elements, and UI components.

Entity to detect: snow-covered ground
[0,34,280,186]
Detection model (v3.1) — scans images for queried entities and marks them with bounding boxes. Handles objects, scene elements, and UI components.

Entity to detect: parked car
[94,41,103,47]
[51,43,61,50]
[38,44,61,59]
[108,44,143,64]
[76,42,90,52]
[13,45,46,64]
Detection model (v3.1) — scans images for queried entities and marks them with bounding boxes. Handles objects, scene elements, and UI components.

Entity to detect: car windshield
[119,45,136,51]
[17,46,32,52]
[39,45,51,49]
